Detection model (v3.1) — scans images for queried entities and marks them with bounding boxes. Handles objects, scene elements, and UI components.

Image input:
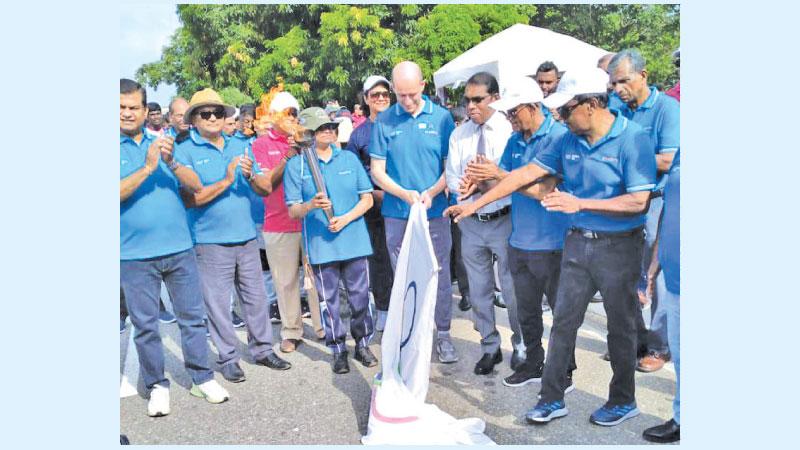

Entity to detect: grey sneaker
[436,337,459,363]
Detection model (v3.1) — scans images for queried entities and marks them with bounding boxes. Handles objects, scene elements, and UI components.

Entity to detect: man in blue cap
[449,67,656,427]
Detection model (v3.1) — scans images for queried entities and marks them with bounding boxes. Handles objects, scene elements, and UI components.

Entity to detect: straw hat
[184,88,236,124]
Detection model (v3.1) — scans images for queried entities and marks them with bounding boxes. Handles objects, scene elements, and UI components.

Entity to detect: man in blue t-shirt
[369,61,458,364]
[449,68,656,428]
[642,150,680,443]
[609,49,680,373]
[119,79,229,417]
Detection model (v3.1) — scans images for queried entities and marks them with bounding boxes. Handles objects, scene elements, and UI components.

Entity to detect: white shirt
[445,111,513,214]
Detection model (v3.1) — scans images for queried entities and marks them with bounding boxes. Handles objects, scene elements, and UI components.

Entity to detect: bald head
[597,53,615,73]
[392,61,426,114]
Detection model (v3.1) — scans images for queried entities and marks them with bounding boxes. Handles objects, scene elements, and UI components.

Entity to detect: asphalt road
[120,292,676,445]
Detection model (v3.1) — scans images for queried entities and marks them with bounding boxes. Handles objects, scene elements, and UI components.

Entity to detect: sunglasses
[463,94,490,105]
[284,108,298,118]
[197,108,225,120]
[557,99,587,120]
[368,90,391,100]
[316,124,338,132]
[506,104,534,119]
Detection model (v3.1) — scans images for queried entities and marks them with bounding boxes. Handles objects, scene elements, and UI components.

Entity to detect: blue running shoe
[590,402,640,426]
[525,400,568,424]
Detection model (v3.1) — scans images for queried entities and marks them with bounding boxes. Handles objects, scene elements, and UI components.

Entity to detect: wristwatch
[167,160,181,171]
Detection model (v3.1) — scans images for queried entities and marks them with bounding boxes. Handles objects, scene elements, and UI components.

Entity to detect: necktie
[476,123,486,157]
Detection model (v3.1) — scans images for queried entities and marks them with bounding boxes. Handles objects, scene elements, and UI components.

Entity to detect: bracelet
[168,160,181,171]
[249,171,258,182]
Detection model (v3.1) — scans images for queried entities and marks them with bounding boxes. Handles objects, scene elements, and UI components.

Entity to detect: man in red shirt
[252,91,324,353]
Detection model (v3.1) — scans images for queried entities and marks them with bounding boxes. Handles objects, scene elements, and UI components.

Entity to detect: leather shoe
[458,294,472,312]
[255,352,291,370]
[510,350,526,371]
[332,351,350,374]
[354,346,378,367]
[493,292,507,308]
[220,362,246,383]
[280,338,301,353]
[637,351,668,372]
[642,419,680,443]
[474,349,502,375]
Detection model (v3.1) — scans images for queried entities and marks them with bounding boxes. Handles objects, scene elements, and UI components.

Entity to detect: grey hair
[608,49,646,74]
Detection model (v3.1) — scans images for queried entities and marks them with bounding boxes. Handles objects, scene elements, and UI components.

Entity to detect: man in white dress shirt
[444,72,524,375]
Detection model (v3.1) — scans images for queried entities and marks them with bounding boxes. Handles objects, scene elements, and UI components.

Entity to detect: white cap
[269,91,300,113]
[542,67,610,110]
[334,117,353,143]
[362,75,391,94]
[488,76,544,112]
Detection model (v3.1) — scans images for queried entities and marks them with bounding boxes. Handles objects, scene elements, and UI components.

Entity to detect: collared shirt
[120,130,193,260]
[658,150,680,294]
[283,145,374,265]
[369,95,455,220]
[145,125,165,138]
[174,129,263,245]
[665,81,680,102]
[608,92,626,112]
[499,116,570,251]
[345,117,376,186]
[252,130,301,233]
[534,111,657,232]
[445,111,513,214]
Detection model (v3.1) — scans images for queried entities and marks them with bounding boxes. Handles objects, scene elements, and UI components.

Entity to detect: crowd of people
[120,46,680,443]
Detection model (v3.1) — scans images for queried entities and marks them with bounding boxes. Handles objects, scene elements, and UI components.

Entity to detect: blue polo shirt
[369,96,455,219]
[658,150,680,294]
[608,92,626,112]
[283,145,374,265]
[618,87,680,190]
[120,131,193,260]
[533,111,657,232]
[174,129,263,245]
[499,116,570,251]
[229,131,264,227]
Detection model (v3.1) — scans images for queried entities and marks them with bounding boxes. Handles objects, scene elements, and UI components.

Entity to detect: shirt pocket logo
[338,170,352,176]
[196,158,211,166]
[565,153,581,161]
[601,156,619,163]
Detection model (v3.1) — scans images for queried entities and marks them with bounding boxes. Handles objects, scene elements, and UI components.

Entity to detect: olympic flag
[361,203,494,445]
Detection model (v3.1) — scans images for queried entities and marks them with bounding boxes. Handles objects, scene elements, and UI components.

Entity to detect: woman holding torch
[284,106,377,374]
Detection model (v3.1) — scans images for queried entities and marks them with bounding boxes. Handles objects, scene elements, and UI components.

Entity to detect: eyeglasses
[368,90,391,100]
[506,104,534,119]
[463,95,489,105]
[284,108,298,118]
[316,124,338,133]
[557,99,587,120]
[197,108,225,120]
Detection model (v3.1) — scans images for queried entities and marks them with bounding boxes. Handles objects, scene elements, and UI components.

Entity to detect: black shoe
[231,310,245,328]
[643,419,680,443]
[493,292,507,308]
[601,351,611,361]
[510,350,526,371]
[255,352,291,370]
[474,349,503,375]
[458,294,472,312]
[120,434,130,445]
[300,297,312,318]
[332,351,350,374]
[220,362,246,383]
[354,346,378,368]
[503,362,543,387]
[269,303,281,324]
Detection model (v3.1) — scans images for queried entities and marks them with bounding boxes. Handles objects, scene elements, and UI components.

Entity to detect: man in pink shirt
[252,91,325,352]
[665,48,680,102]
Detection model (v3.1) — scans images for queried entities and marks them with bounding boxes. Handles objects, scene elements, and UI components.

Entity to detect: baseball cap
[542,67,610,110]
[488,76,544,112]
[362,75,391,94]
[298,107,339,132]
[269,91,300,113]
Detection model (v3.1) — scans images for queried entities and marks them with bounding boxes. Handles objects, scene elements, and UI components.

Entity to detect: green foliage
[217,86,252,108]
[136,4,680,105]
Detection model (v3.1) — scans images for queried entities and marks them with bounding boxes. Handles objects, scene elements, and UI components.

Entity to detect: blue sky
[120,2,180,111]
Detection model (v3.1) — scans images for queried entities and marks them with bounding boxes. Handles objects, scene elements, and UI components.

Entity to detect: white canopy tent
[433,24,611,98]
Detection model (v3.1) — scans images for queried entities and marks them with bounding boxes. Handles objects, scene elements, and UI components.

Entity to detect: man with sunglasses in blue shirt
[449,67,656,428]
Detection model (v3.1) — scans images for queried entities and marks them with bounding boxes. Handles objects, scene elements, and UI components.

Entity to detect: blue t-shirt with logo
[174,129,263,245]
[120,131,194,260]
[369,96,455,220]
[283,145,374,265]
[658,150,680,294]
[534,111,656,232]
[499,116,570,251]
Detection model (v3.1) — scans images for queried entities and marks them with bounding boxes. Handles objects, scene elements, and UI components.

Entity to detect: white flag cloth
[361,203,495,445]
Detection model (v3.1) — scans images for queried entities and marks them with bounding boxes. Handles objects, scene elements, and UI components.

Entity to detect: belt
[474,205,510,222]
[569,226,643,239]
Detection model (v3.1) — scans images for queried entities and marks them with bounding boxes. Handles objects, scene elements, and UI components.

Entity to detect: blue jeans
[539,228,644,405]
[660,276,680,424]
[120,249,213,389]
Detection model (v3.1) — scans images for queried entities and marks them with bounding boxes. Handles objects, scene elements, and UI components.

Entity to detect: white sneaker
[190,379,230,404]
[375,310,388,332]
[147,385,170,417]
